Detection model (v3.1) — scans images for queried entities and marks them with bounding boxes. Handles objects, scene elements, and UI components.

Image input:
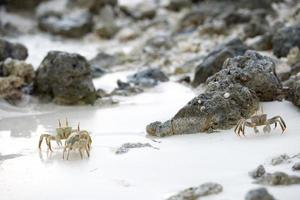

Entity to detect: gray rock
[245,188,275,200]
[147,83,259,137]
[271,154,290,165]
[147,51,281,136]
[167,182,223,200]
[115,143,156,154]
[89,52,114,78]
[209,50,282,101]
[0,39,28,62]
[176,2,230,33]
[38,9,93,38]
[284,73,300,106]
[144,35,176,56]
[94,6,119,39]
[255,171,300,185]
[128,68,169,88]
[249,165,266,179]
[243,16,269,38]
[272,24,300,58]
[111,79,143,96]
[192,38,249,86]
[292,162,300,171]
[0,21,19,37]
[34,51,96,105]
[120,2,156,20]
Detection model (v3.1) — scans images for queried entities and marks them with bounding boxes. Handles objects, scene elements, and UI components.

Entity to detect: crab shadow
[38,148,90,163]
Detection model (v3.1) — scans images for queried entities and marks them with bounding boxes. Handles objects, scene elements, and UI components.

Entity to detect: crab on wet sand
[63,124,92,160]
[38,119,75,151]
[234,108,287,136]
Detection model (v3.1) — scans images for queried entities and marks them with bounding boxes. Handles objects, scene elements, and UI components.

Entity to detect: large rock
[272,24,300,58]
[245,188,275,200]
[146,51,281,137]
[192,38,248,86]
[0,39,28,62]
[38,9,93,38]
[34,51,96,105]
[147,82,259,137]
[210,51,282,101]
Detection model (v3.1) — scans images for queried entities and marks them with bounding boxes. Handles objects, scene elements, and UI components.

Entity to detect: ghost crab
[38,119,75,151]
[234,107,287,136]
[63,123,92,160]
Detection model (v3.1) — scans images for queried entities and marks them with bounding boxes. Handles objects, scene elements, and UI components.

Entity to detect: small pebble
[224,92,230,98]
[198,99,202,104]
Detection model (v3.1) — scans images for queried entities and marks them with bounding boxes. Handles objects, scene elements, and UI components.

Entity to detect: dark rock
[255,171,300,185]
[192,38,249,86]
[245,188,275,200]
[167,182,223,200]
[176,2,229,33]
[222,10,252,26]
[34,51,96,105]
[249,165,266,179]
[0,39,28,62]
[165,0,192,11]
[6,0,44,10]
[128,68,169,88]
[147,51,281,137]
[67,0,118,13]
[272,24,300,58]
[243,16,269,38]
[292,162,300,171]
[38,9,93,38]
[0,21,20,37]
